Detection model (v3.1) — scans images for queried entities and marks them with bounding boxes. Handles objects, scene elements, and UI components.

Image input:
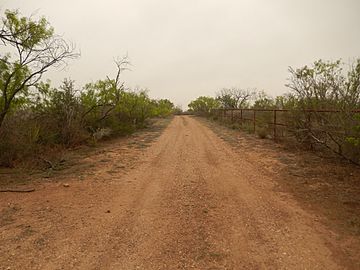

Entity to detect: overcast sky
[1,0,360,108]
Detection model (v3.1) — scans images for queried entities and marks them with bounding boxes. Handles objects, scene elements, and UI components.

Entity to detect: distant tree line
[188,59,360,164]
[0,10,177,167]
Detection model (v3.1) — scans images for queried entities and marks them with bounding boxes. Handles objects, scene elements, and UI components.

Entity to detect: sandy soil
[1,116,359,269]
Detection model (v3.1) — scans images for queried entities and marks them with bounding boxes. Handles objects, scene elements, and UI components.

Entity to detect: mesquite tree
[0,10,79,130]
[188,96,219,115]
[216,87,256,109]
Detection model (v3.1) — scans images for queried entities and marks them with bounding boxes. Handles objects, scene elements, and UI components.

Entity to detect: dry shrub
[257,127,268,139]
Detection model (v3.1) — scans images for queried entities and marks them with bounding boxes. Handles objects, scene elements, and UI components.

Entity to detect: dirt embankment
[1,116,359,269]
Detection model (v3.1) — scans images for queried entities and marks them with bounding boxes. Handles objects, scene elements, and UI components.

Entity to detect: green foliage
[80,79,122,131]
[252,91,275,109]
[172,105,183,115]
[0,55,31,110]
[189,58,360,163]
[274,95,298,109]
[287,59,360,110]
[0,9,78,130]
[36,79,84,146]
[0,75,177,166]
[216,92,236,108]
[152,99,175,117]
[216,88,255,109]
[285,59,360,162]
[81,82,175,134]
[188,96,219,115]
[346,114,360,147]
[116,90,151,126]
[2,9,54,48]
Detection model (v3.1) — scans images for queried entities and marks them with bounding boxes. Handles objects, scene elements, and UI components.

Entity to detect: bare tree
[106,55,131,94]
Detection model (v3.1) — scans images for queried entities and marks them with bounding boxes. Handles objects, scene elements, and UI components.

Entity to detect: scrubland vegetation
[1,8,359,167]
[0,10,177,167]
[188,59,360,164]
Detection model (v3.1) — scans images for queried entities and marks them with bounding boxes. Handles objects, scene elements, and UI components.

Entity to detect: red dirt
[1,116,359,269]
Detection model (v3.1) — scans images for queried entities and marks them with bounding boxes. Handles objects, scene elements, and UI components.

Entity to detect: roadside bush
[347,114,360,147]
[0,114,37,167]
[188,96,219,116]
[189,58,360,164]
[152,99,175,117]
[256,127,268,139]
[286,59,360,163]
[252,91,275,110]
[33,79,87,146]
[0,74,176,167]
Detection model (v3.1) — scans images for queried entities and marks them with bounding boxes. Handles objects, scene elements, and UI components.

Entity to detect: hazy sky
[1,0,360,107]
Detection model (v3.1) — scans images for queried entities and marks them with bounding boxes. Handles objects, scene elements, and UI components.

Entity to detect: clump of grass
[230,123,241,130]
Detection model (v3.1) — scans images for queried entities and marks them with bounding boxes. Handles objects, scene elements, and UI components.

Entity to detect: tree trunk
[0,102,10,131]
[0,110,6,131]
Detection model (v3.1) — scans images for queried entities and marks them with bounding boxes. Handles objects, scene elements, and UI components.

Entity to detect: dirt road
[0,116,356,269]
